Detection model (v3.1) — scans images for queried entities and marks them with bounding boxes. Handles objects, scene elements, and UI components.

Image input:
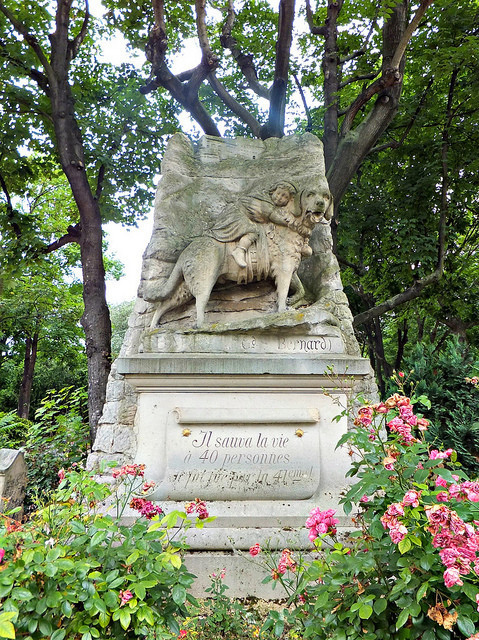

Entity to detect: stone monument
[89,133,376,596]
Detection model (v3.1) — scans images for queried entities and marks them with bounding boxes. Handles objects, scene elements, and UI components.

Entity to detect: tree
[0,266,86,419]
[334,0,479,388]
[103,0,447,310]
[0,0,177,438]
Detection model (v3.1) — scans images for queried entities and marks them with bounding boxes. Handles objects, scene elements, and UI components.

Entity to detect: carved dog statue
[147,187,332,328]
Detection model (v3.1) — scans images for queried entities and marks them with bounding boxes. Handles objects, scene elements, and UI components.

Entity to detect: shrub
[23,386,89,510]
[387,338,479,475]
[0,464,212,639]
[255,386,479,639]
[0,412,29,450]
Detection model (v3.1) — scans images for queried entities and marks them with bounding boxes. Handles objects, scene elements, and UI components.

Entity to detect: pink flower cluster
[0,548,5,563]
[381,490,422,543]
[353,395,429,444]
[306,508,339,542]
[380,502,408,543]
[249,543,261,557]
[112,464,145,479]
[119,589,133,606]
[129,497,164,520]
[435,475,479,503]
[185,498,209,520]
[271,549,296,579]
[429,449,455,460]
[425,504,479,590]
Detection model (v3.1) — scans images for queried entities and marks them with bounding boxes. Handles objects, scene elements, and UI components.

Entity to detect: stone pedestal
[112,328,372,597]
[89,133,377,597]
[0,449,27,518]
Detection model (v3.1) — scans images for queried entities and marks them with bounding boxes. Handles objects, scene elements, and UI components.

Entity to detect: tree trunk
[17,332,38,419]
[326,1,408,203]
[49,12,111,442]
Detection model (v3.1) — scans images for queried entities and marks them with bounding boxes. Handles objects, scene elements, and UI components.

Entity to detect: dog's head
[300,186,333,225]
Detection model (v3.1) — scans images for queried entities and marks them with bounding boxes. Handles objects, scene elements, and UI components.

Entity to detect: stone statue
[147,183,333,328]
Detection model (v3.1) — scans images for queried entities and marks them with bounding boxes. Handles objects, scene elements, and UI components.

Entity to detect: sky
[104,213,153,305]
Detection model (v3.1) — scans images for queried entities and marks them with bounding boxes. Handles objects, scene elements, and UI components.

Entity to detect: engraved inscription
[167,424,320,500]
[238,335,333,353]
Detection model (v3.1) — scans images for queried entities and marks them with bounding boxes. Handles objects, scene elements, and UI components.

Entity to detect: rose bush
[0,464,212,640]
[258,380,479,640]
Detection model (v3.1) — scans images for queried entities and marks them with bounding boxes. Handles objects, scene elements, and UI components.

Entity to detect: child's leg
[232,233,257,267]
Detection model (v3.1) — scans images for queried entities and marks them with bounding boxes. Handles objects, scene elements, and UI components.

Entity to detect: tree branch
[0,42,50,94]
[370,76,434,153]
[219,0,270,100]
[293,73,312,132]
[0,172,21,238]
[305,0,327,36]
[68,0,90,61]
[142,0,221,136]
[390,0,434,70]
[41,224,81,254]
[353,271,442,328]
[208,73,262,137]
[340,67,401,136]
[339,71,378,90]
[340,1,434,138]
[354,67,453,330]
[261,0,295,139]
[0,1,53,82]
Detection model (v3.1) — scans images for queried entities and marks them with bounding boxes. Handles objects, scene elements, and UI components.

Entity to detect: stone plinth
[89,133,377,597]
[0,449,27,518]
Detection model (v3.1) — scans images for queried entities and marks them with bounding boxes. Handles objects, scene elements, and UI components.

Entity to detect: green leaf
[0,621,15,640]
[398,537,412,554]
[396,609,410,629]
[61,600,73,617]
[457,616,476,637]
[39,619,53,636]
[172,585,186,606]
[98,613,111,629]
[51,630,66,640]
[416,582,429,602]
[126,550,140,564]
[374,598,387,614]
[119,609,131,631]
[358,604,373,620]
[10,588,33,601]
[462,581,479,602]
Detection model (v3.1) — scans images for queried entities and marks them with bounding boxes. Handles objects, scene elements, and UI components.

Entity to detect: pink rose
[119,589,134,606]
[402,490,421,508]
[443,566,463,588]
[436,492,449,502]
[389,524,408,543]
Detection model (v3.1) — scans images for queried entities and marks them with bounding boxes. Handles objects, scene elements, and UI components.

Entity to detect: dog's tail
[156,260,184,301]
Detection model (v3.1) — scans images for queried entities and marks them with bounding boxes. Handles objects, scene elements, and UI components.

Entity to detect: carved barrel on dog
[89,134,376,597]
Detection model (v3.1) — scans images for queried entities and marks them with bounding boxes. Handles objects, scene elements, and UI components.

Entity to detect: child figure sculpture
[209,181,299,268]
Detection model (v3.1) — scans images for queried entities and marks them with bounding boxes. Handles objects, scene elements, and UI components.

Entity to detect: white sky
[104,213,153,305]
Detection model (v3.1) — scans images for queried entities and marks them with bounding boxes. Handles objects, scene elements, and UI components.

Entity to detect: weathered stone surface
[0,449,27,517]
[89,134,377,597]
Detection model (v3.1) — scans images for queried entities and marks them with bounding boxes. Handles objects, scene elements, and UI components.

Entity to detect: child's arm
[268,209,290,227]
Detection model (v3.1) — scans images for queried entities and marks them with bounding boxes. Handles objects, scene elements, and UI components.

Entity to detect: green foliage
[389,339,479,476]
[23,387,90,511]
[257,390,479,639]
[0,412,29,449]
[0,465,209,639]
[182,572,266,639]
[110,299,135,358]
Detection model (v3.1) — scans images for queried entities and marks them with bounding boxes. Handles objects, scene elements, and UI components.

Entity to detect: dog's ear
[324,192,334,221]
